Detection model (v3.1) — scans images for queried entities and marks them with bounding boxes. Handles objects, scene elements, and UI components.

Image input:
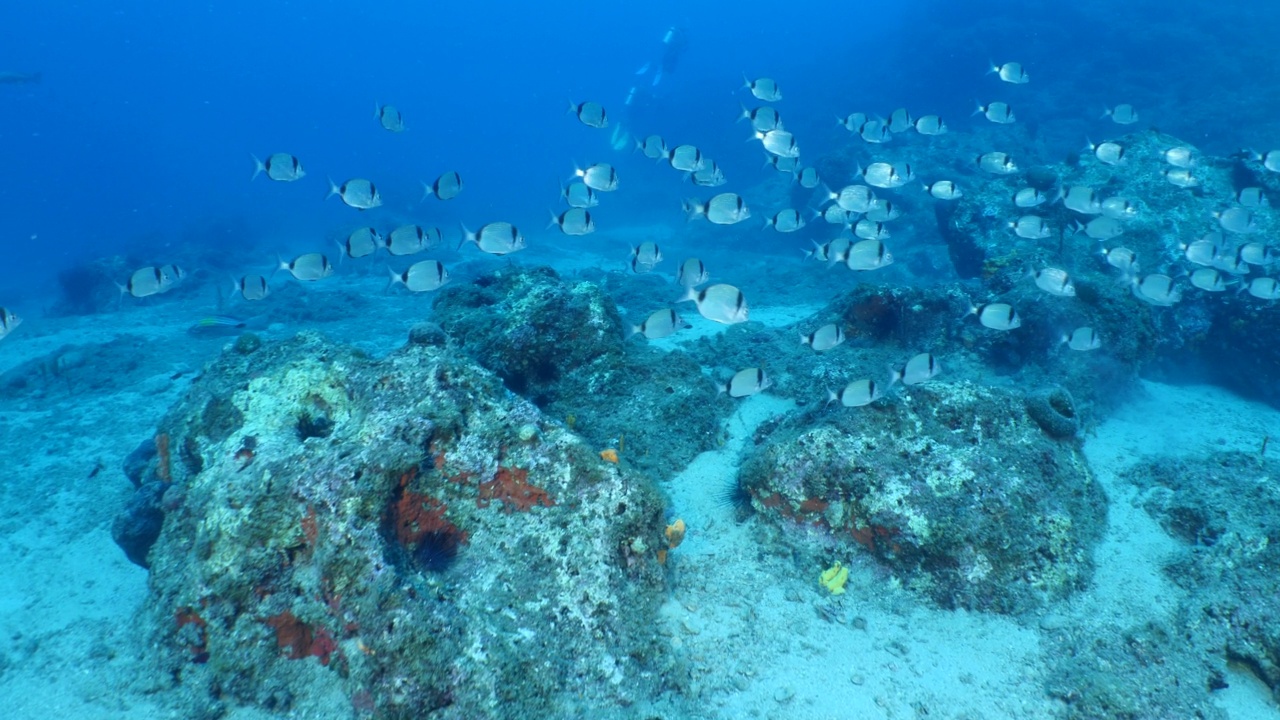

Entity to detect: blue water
[4,1,1276,301]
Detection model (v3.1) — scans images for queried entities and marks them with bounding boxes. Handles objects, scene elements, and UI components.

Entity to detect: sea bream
[629,242,662,273]
[755,129,799,158]
[743,75,781,102]
[764,209,805,232]
[742,105,784,133]
[376,104,405,132]
[422,171,463,201]
[233,274,270,301]
[891,352,941,386]
[827,378,883,408]
[1009,215,1052,240]
[548,207,595,236]
[1243,277,1280,300]
[252,153,305,182]
[666,144,706,172]
[1013,188,1048,208]
[0,307,22,341]
[676,258,710,288]
[339,227,381,259]
[568,100,607,128]
[685,193,750,225]
[575,163,619,192]
[561,181,599,208]
[1062,327,1101,351]
[278,253,334,282]
[721,368,770,398]
[975,101,1015,123]
[800,323,845,352]
[681,283,748,324]
[691,161,726,187]
[888,107,913,133]
[967,303,1021,330]
[1030,267,1075,297]
[636,134,668,159]
[845,239,894,271]
[913,115,948,135]
[460,222,526,255]
[118,266,176,298]
[977,152,1018,174]
[388,260,449,293]
[629,308,690,340]
[989,61,1029,84]
[797,167,821,189]
[327,178,382,210]
[925,180,963,200]
[1103,104,1139,124]
[1131,274,1181,306]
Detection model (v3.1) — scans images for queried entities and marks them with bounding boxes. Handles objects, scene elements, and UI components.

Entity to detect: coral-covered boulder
[738,381,1107,613]
[138,331,672,719]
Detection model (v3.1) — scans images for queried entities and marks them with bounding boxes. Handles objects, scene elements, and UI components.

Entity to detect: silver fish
[676,258,710,288]
[975,101,1015,123]
[422,171,463,201]
[1189,268,1228,292]
[742,105,784,133]
[233,274,270,301]
[1031,267,1075,297]
[1239,242,1280,266]
[1103,104,1138,124]
[637,134,668,159]
[1101,197,1139,220]
[989,61,1029,84]
[969,303,1021,330]
[548,207,595,236]
[743,75,781,102]
[685,193,750,225]
[376,104,405,132]
[681,283,748,324]
[386,225,432,256]
[667,144,706,172]
[1132,274,1181,306]
[765,209,805,232]
[861,162,911,189]
[892,352,941,386]
[913,114,947,135]
[827,184,876,213]
[1164,146,1196,168]
[1182,235,1221,266]
[1013,188,1047,208]
[819,205,856,226]
[1010,215,1052,240]
[845,239,893,270]
[562,181,599,208]
[806,237,852,264]
[576,163,619,192]
[389,260,449,293]
[837,112,867,132]
[828,378,882,407]
[926,180,963,200]
[327,178,382,210]
[1088,140,1126,165]
[119,266,174,298]
[1062,186,1102,215]
[252,153,305,182]
[0,307,23,340]
[1216,207,1258,234]
[854,219,890,241]
[977,152,1018,174]
[1235,187,1269,208]
[340,227,381,259]
[1100,246,1139,274]
[629,242,662,272]
[888,107,914,133]
[1163,168,1200,188]
[1244,277,1280,300]
[460,222,526,255]
[278,253,334,282]
[866,199,901,223]
[1063,327,1101,352]
[800,323,845,352]
[859,118,892,144]
[797,166,821,189]
[691,161,726,187]
[765,154,800,174]
[756,129,799,158]
[630,308,690,340]
[1082,216,1125,241]
[568,100,607,128]
[723,368,770,397]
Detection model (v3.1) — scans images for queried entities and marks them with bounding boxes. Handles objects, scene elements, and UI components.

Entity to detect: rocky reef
[120,330,677,719]
[738,381,1107,613]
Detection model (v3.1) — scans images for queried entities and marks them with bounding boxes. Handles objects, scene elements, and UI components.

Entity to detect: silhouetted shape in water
[0,71,41,84]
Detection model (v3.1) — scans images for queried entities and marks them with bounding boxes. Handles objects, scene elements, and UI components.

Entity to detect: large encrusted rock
[432,265,730,480]
[138,332,673,719]
[739,381,1107,613]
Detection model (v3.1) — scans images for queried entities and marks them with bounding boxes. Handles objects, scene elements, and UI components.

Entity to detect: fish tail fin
[325,178,339,200]
[677,286,697,305]
[250,153,265,181]
[385,266,401,292]
[626,324,642,340]
[971,101,984,116]
[457,223,473,251]
[420,180,433,203]
[825,389,838,408]
[986,60,996,75]
[547,210,560,231]
[888,364,903,387]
